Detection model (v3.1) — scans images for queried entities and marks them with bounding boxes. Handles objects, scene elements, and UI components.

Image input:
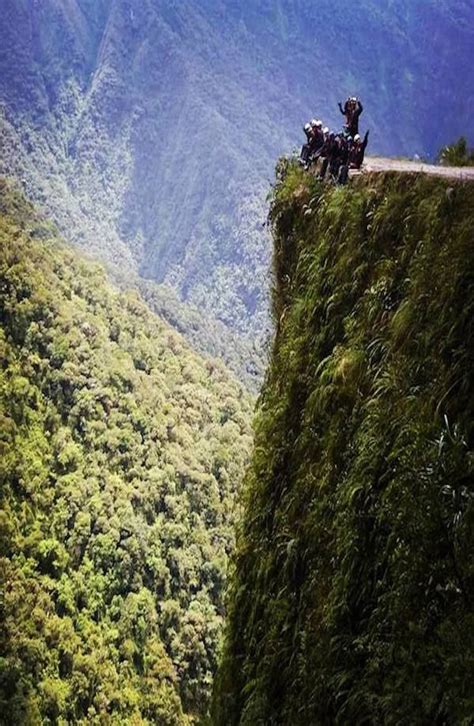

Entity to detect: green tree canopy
[0,180,254,723]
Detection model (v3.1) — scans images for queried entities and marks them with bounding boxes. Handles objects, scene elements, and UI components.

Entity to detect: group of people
[300,97,370,184]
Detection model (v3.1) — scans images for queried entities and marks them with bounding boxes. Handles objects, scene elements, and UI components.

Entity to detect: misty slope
[214,165,474,724]
[1,0,473,348]
[0,180,253,723]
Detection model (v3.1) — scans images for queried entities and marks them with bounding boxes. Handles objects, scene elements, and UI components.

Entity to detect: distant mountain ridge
[1,0,473,360]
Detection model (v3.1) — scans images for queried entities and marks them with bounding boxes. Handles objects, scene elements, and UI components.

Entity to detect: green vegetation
[214,162,474,724]
[0,112,268,393]
[0,180,253,723]
[2,1,473,384]
[438,136,474,167]
[135,281,266,395]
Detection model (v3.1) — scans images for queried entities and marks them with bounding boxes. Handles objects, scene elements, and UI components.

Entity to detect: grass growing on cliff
[214,162,474,725]
[438,136,474,166]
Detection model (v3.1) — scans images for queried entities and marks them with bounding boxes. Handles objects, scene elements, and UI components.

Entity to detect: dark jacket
[318,137,332,158]
[348,101,363,135]
[339,137,352,165]
[303,126,313,143]
[309,128,324,153]
[339,100,364,136]
[350,130,370,169]
[326,136,339,160]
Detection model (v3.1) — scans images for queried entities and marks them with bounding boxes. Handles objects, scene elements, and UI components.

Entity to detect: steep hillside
[214,165,474,724]
[0,180,253,723]
[1,0,473,356]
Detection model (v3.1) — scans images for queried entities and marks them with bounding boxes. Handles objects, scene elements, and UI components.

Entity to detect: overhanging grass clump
[213,162,474,725]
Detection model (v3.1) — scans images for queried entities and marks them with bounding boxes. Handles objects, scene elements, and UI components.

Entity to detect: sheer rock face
[1,0,473,341]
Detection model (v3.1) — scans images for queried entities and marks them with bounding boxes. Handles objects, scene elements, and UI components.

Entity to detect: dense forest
[2,3,473,724]
[135,280,265,394]
[214,164,474,724]
[0,181,253,724]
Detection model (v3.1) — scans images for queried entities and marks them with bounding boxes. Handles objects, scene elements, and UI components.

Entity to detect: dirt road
[360,156,474,181]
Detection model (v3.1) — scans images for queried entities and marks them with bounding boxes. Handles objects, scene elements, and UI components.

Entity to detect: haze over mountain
[1,0,473,367]
[1,4,474,722]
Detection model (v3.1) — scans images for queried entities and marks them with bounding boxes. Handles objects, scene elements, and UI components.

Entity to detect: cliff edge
[213,163,474,725]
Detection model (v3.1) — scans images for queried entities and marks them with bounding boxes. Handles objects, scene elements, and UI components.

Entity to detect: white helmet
[310,118,318,127]
[354,134,361,142]
[304,123,311,131]
[316,119,323,127]
[323,126,329,134]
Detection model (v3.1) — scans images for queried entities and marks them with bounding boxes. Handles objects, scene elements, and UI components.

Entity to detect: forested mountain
[0,180,253,723]
[1,0,473,373]
[2,3,474,723]
[214,166,474,724]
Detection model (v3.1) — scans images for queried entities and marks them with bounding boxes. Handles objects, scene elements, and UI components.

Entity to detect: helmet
[316,119,323,127]
[304,123,311,131]
[310,118,318,127]
[346,136,353,143]
[323,126,329,134]
[354,134,361,142]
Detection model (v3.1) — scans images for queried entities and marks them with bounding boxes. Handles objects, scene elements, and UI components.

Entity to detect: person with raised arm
[338,97,364,137]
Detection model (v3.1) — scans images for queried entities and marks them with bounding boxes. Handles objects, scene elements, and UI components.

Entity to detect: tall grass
[213,163,474,725]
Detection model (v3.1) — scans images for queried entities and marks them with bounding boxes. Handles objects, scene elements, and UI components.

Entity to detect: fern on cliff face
[214,163,474,725]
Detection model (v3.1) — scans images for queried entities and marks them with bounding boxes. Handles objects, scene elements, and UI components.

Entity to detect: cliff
[1,0,473,378]
[214,164,474,724]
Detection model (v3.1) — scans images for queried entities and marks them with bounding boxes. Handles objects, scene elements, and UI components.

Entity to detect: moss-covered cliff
[214,163,474,725]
